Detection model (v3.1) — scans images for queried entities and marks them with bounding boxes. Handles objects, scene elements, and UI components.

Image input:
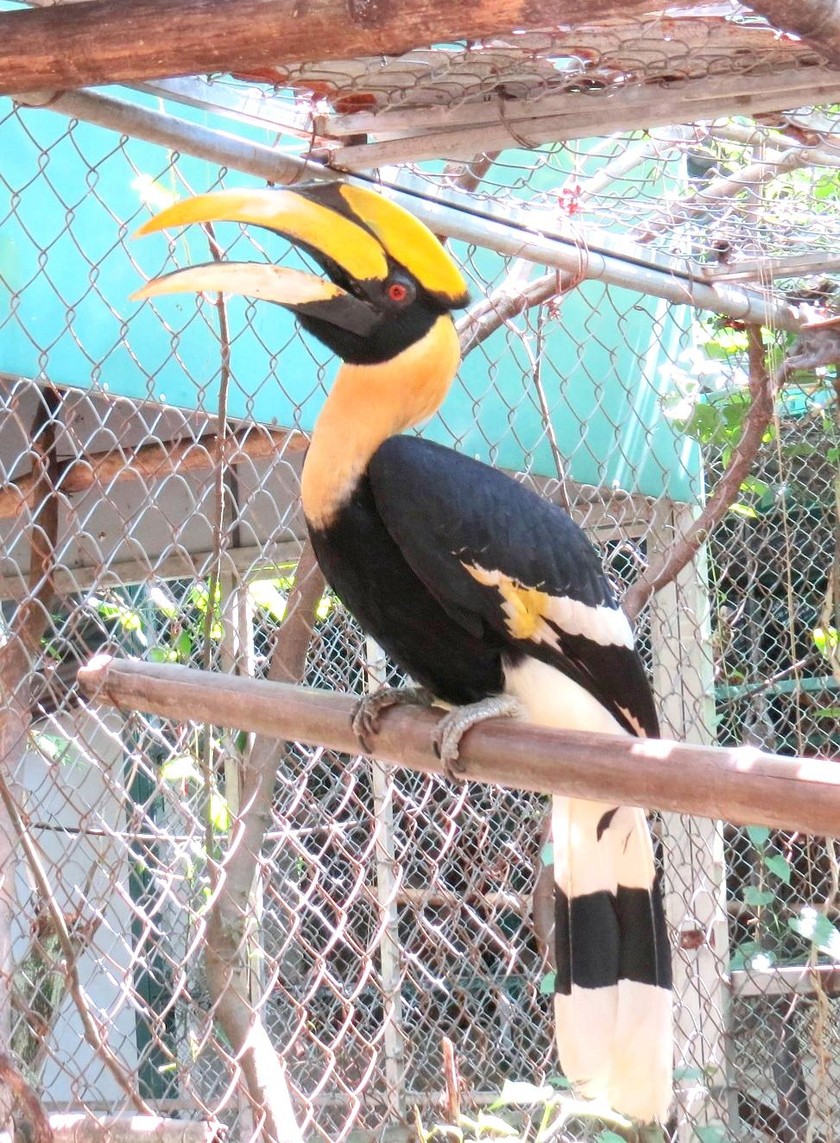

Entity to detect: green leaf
[148,646,176,663]
[781,442,817,458]
[729,939,761,971]
[682,402,723,445]
[147,584,180,618]
[763,854,792,884]
[746,825,770,848]
[540,842,554,866]
[672,1066,705,1082]
[695,1125,728,1142]
[729,502,759,519]
[470,1112,518,1137]
[492,1080,556,1107]
[596,1132,627,1143]
[538,971,556,995]
[814,626,839,659]
[722,396,750,431]
[91,596,146,637]
[249,578,288,622]
[739,476,770,497]
[30,730,75,766]
[813,707,840,719]
[789,907,840,960]
[209,790,231,832]
[175,629,193,660]
[742,886,774,907]
[160,754,201,784]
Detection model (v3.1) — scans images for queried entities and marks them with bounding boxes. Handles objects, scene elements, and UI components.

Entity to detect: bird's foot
[433,694,523,781]
[352,685,436,753]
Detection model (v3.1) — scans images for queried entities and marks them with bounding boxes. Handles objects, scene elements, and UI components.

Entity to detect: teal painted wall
[0,95,700,503]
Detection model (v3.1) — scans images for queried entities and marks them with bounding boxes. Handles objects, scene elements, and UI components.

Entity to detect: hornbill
[134,182,673,1123]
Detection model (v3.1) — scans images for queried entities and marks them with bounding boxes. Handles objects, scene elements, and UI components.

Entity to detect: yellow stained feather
[462,564,549,641]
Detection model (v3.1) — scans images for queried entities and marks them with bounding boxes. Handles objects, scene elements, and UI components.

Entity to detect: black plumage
[310,434,659,740]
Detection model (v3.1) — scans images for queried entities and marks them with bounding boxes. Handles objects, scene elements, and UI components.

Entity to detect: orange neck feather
[301,315,461,530]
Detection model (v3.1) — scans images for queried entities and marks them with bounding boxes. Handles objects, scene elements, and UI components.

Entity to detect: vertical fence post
[220,573,261,1142]
[0,706,24,1110]
[365,637,407,1123]
[647,501,735,1138]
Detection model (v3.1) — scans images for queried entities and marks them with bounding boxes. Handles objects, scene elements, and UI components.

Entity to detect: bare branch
[265,542,326,686]
[623,325,775,621]
[0,765,150,1111]
[202,543,325,1143]
[0,1053,52,1143]
[0,388,63,1062]
[634,151,808,244]
[1,386,61,668]
[442,153,501,195]
[11,904,101,1075]
[458,266,580,356]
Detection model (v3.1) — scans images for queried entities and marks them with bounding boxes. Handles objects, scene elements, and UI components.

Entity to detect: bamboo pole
[78,654,840,837]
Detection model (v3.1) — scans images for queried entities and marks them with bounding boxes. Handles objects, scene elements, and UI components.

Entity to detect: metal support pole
[11,89,807,332]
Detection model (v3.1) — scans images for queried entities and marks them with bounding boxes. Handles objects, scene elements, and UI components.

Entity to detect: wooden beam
[316,65,840,139]
[731,964,840,997]
[741,0,840,68]
[0,542,304,603]
[321,67,840,168]
[0,0,681,96]
[0,426,305,520]
[77,654,840,837]
[1,1116,222,1143]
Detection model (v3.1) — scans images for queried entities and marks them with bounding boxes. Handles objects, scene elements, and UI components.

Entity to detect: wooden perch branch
[0,427,303,521]
[623,325,775,620]
[78,653,840,837]
[0,0,672,95]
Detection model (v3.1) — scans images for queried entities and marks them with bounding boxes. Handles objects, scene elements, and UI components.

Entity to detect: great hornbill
[134,182,673,1123]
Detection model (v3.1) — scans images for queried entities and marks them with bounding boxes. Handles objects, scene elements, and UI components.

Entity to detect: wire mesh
[1,7,840,1141]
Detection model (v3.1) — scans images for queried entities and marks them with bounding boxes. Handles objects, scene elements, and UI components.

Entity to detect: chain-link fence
[1,7,840,1141]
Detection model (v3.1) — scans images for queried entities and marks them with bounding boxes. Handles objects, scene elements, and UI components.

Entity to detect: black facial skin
[295,270,447,365]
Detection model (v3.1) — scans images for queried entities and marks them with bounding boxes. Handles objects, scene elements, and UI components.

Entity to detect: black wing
[368,436,659,737]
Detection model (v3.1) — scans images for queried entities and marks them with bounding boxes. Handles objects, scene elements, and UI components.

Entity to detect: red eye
[388,281,409,303]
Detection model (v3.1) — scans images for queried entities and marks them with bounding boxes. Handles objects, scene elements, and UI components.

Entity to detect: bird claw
[431,720,465,782]
[432,695,523,782]
[351,685,435,754]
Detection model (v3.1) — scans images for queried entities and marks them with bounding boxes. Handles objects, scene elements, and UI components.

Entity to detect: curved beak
[132,183,470,324]
[131,185,400,335]
[131,261,380,337]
